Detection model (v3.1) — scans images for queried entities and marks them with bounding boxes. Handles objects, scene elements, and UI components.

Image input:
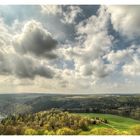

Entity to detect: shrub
[79,131,90,135]
[24,128,37,135]
[15,126,25,135]
[56,127,76,135]
[44,130,49,135]
[118,131,130,135]
[44,130,55,135]
[37,129,45,135]
[78,119,89,131]
[90,128,119,135]
[44,124,52,131]
[3,126,17,135]
[0,124,4,134]
[130,125,140,135]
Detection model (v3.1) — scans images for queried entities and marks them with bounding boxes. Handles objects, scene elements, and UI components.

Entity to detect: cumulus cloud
[41,5,82,25]
[13,20,58,59]
[1,5,140,93]
[0,19,14,75]
[0,18,12,47]
[0,18,58,81]
[41,5,62,15]
[12,55,55,79]
[107,6,140,38]
[61,6,83,24]
[92,58,115,78]
[123,55,140,76]
[0,51,11,75]
[106,49,133,65]
[78,58,115,78]
[62,6,114,80]
[0,52,55,79]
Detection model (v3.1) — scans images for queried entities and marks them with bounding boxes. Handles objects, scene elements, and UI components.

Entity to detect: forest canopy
[0,109,140,135]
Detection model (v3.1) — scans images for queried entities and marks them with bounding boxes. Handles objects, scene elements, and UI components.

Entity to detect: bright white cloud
[41,5,62,15]
[106,49,133,65]
[123,56,140,76]
[41,5,82,25]
[107,6,140,38]
[64,6,114,80]
[0,18,12,47]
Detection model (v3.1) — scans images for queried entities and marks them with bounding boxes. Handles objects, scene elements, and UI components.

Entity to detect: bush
[44,130,49,135]
[118,131,130,135]
[15,126,25,135]
[24,128,37,135]
[78,119,89,131]
[3,125,16,135]
[130,125,140,135]
[56,127,76,135]
[37,129,45,135]
[79,131,90,135]
[90,128,119,135]
[44,124,52,131]
[0,124,4,134]
[44,130,55,135]
[3,126,17,135]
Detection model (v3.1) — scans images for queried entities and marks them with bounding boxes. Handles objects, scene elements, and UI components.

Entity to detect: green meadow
[79,113,140,135]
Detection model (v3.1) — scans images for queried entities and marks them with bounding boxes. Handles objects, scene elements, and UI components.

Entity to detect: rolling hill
[0,109,140,135]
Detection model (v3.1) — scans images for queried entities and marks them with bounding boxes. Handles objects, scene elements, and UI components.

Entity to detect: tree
[78,119,89,131]
[24,128,37,135]
[44,130,55,135]
[0,124,4,134]
[56,127,76,135]
[44,124,52,131]
[131,125,140,135]
[4,126,17,135]
[15,126,25,135]
[90,128,119,135]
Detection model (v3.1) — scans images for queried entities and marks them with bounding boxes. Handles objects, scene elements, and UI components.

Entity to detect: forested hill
[0,109,106,135]
[0,109,140,135]
[0,94,140,120]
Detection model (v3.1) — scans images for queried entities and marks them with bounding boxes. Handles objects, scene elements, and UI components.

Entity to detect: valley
[0,93,140,135]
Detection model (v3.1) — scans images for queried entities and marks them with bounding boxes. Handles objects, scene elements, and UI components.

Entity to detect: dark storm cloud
[0,51,11,75]
[13,20,58,59]
[35,65,54,79]
[13,57,55,79]
[0,52,55,79]
[11,55,36,79]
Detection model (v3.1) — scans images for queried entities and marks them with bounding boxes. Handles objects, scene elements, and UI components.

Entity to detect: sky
[0,5,140,94]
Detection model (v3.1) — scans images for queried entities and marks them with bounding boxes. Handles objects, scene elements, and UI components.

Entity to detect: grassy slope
[79,113,140,131]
